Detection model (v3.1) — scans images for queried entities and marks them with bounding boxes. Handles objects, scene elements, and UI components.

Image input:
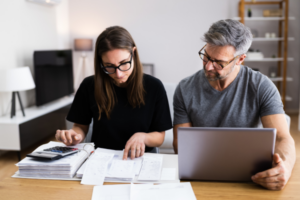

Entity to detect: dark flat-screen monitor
[34,49,74,106]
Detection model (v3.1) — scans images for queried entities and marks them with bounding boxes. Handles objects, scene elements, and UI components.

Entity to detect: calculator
[26,146,79,160]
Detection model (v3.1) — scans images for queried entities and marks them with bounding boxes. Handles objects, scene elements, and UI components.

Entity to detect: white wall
[56,0,71,49]
[69,0,231,85]
[0,0,70,117]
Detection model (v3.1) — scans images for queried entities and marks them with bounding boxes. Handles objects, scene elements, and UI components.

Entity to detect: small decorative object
[248,8,252,17]
[269,66,277,78]
[247,49,264,60]
[263,9,282,17]
[142,63,154,76]
[265,32,271,38]
[272,54,276,58]
[270,33,276,38]
[251,29,258,38]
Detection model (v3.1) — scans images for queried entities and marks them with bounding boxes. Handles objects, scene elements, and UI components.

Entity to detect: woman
[55,26,172,160]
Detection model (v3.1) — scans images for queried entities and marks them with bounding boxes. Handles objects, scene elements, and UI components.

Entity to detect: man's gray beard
[204,63,236,81]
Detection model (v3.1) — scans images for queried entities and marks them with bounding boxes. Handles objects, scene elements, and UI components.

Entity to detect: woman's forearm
[144,131,165,147]
[72,123,89,142]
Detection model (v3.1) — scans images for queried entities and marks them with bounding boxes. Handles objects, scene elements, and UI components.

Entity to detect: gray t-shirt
[173,65,284,127]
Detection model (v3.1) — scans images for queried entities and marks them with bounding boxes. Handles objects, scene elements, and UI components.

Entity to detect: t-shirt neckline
[202,65,244,93]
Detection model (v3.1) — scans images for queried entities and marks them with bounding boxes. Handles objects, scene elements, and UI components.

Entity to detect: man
[173,19,295,191]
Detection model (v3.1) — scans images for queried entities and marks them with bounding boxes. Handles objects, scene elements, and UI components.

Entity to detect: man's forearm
[172,123,192,154]
[173,138,178,154]
[275,136,296,173]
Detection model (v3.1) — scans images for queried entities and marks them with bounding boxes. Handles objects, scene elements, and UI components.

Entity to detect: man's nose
[205,60,215,71]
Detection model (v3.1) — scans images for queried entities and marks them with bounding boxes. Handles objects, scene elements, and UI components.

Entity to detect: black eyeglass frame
[100,52,133,74]
[198,44,239,70]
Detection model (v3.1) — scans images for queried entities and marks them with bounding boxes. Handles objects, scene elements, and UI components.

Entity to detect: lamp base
[11,91,25,118]
[74,52,91,90]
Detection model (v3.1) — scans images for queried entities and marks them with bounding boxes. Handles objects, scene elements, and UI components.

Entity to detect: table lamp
[0,67,35,118]
[74,38,93,89]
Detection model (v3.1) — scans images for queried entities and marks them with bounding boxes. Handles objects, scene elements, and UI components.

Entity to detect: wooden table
[1,160,299,200]
[1,126,299,200]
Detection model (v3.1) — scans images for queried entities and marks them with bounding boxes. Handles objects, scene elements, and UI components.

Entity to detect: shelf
[0,95,74,124]
[252,37,295,41]
[269,77,293,82]
[280,96,292,101]
[245,57,294,62]
[244,1,281,5]
[233,17,295,21]
[284,96,292,101]
[237,0,292,107]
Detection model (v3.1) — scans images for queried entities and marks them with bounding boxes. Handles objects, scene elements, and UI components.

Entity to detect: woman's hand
[55,129,83,146]
[123,132,147,160]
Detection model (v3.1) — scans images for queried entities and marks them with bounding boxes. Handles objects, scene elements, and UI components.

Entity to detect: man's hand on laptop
[251,153,290,190]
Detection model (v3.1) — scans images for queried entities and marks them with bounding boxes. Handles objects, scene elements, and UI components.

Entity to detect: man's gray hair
[203,19,252,56]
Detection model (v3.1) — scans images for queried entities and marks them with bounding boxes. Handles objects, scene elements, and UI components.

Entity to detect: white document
[160,168,177,180]
[133,159,143,176]
[130,182,197,200]
[138,155,163,181]
[81,152,114,185]
[76,149,144,179]
[92,184,131,200]
[107,160,135,179]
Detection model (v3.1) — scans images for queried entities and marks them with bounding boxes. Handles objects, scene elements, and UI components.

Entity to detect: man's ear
[236,54,246,65]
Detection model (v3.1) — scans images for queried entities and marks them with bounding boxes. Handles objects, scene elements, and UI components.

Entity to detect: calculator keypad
[44,146,78,153]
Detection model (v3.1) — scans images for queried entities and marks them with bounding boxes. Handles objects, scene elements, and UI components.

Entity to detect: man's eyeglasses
[101,52,133,74]
[198,44,239,70]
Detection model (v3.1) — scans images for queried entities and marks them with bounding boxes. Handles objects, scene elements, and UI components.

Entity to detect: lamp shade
[0,67,35,92]
[74,39,93,51]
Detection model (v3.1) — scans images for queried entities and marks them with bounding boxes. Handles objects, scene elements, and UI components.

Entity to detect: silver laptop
[178,127,276,182]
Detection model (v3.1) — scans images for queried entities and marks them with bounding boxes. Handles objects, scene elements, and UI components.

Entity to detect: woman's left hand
[123,132,147,160]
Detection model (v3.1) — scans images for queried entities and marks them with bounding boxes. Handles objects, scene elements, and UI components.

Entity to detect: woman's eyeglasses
[101,52,133,74]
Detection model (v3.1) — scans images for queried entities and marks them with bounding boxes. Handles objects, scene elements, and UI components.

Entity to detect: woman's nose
[115,68,123,77]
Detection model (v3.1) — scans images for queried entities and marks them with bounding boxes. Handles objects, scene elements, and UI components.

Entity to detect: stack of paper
[16,141,94,178]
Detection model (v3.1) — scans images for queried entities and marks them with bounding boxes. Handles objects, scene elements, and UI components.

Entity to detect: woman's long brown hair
[94,26,145,120]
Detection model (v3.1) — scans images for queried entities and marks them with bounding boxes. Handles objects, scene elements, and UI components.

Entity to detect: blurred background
[0,0,299,114]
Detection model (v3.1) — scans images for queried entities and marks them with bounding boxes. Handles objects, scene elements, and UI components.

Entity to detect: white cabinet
[0,95,74,157]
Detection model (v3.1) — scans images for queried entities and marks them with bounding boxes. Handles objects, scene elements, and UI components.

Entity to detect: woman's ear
[132,46,137,53]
